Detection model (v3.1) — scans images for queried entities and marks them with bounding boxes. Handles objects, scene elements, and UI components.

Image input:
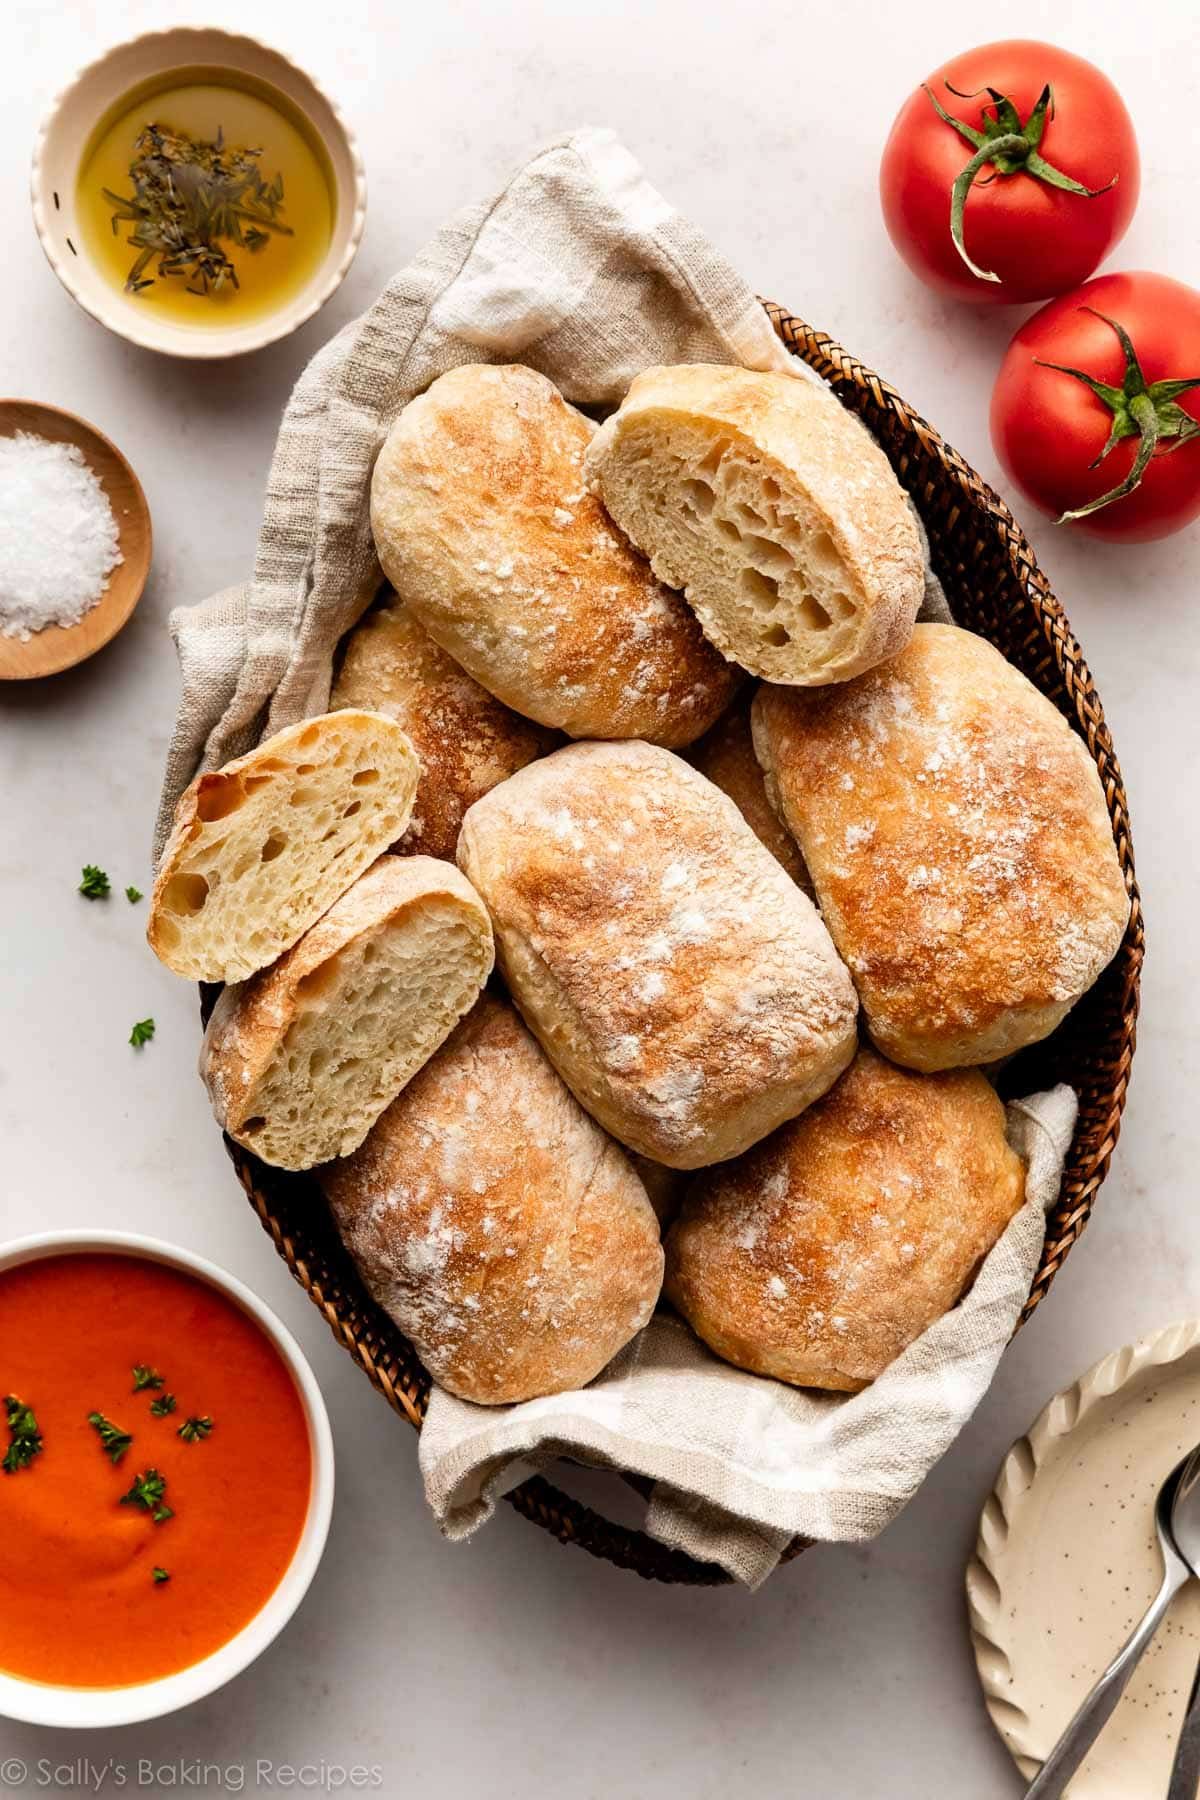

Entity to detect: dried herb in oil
[103,123,292,298]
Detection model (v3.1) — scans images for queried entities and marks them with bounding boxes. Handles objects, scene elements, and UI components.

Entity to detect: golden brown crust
[457,741,859,1169]
[689,696,811,892]
[752,625,1131,1070]
[321,996,664,1405]
[665,1048,1026,1391]
[369,364,740,745]
[332,592,556,859]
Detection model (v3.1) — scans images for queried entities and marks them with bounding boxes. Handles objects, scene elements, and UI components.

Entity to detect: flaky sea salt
[0,433,123,641]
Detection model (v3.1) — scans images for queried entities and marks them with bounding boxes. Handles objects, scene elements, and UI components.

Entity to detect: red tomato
[880,40,1139,304]
[991,272,1200,542]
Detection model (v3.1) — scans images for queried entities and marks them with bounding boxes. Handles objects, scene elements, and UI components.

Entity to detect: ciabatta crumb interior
[149,711,420,984]
[585,363,923,686]
[201,857,494,1170]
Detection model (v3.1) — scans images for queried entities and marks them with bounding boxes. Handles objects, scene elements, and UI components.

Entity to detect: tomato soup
[0,1252,311,1688]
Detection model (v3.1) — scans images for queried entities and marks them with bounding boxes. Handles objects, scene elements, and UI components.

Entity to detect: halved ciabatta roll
[149,711,420,984]
[585,363,924,686]
[200,856,494,1170]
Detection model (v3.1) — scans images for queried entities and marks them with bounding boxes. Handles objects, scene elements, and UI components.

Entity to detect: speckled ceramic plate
[968,1322,1200,1798]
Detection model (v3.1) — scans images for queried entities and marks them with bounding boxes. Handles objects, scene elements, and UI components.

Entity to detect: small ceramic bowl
[0,1229,335,1728]
[31,28,366,359]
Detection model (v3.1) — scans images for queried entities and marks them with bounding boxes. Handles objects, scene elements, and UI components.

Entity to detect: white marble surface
[1,0,1196,1793]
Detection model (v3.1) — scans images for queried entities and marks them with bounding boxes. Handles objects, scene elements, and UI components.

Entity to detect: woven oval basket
[212,301,1143,1586]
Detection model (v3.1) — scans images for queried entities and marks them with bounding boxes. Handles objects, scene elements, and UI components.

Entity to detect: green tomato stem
[1057,393,1159,522]
[950,135,1027,282]
[924,80,1117,285]
[1035,310,1200,524]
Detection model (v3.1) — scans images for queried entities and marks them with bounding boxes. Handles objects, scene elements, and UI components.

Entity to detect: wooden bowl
[209,302,1144,1584]
[0,401,151,680]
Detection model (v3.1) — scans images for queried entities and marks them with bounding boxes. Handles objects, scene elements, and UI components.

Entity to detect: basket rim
[217,299,1143,1586]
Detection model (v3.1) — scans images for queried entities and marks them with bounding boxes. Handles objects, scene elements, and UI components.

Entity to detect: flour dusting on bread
[322,997,663,1404]
[457,740,858,1168]
[370,364,739,745]
[752,624,1130,1069]
[666,1048,1026,1390]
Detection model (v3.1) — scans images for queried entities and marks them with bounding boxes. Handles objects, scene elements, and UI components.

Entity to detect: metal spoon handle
[1027,1566,1185,1798]
[1167,1652,1200,1800]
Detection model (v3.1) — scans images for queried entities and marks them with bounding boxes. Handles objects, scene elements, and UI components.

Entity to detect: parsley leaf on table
[79,865,110,899]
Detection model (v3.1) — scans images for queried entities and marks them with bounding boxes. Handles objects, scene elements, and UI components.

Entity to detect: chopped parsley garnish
[125,885,143,903]
[150,1393,177,1417]
[178,1415,214,1444]
[1,1395,43,1474]
[152,1566,170,1585]
[79,864,111,899]
[129,1018,156,1048]
[87,1411,133,1464]
[120,1468,172,1523]
[132,1365,165,1393]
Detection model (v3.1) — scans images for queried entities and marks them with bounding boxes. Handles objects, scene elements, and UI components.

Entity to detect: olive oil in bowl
[76,69,335,331]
